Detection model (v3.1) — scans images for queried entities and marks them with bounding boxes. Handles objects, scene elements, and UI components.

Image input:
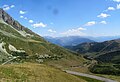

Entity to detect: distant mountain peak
[44,36,94,46]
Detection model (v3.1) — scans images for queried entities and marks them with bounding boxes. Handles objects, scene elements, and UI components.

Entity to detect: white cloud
[113,0,120,2]
[61,27,87,36]
[29,20,34,23]
[100,21,107,24]
[97,13,110,18]
[20,16,24,18]
[3,5,10,10]
[3,5,15,11]
[77,27,87,30]
[19,10,26,14]
[11,5,15,8]
[20,16,28,20]
[32,22,47,28]
[108,7,115,10]
[48,29,56,33]
[84,21,96,26]
[117,4,120,9]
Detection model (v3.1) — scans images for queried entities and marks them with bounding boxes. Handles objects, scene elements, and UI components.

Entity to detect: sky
[0,0,120,37]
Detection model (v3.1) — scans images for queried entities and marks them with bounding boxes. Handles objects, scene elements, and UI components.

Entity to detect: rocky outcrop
[0,8,44,38]
[0,8,25,31]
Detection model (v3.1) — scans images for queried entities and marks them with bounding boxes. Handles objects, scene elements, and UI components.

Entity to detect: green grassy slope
[0,63,86,82]
[0,9,89,82]
[0,20,86,68]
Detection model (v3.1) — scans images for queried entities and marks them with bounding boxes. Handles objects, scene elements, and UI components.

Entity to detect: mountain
[44,36,120,47]
[0,8,90,81]
[87,36,120,42]
[44,36,94,46]
[66,39,120,75]
[0,8,86,67]
[66,40,120,54]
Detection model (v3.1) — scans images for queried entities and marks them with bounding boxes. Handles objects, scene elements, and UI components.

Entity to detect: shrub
[90,64,120,75]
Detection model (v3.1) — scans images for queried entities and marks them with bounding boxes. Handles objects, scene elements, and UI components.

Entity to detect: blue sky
[0,0,120,37]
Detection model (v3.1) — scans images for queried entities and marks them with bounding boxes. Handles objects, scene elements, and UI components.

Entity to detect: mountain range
[44,36,120,47]
[65,38,120,76]
[44,36,94,46]
[66,39,120,53]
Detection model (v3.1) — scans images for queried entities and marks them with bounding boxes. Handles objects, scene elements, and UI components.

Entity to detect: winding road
[65,70,117,82]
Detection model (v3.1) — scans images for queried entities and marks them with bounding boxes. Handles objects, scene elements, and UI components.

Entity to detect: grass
[0,63,87,82]
[44,55,87,69]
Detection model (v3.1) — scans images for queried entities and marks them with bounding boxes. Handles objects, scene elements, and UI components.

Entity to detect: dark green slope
[65,38,120,75]
[66,40,120,54]
[66,40,120,62]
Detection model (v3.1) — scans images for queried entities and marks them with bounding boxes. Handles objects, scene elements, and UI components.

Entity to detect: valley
[0,0,120,81]
[0,8,106,82]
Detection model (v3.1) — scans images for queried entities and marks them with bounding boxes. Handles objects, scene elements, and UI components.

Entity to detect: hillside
[44,36,94,46]
[66,39,120,76]
[0,8,86,68]
[66,39,120,55]
[66,39,120,63]
[0,8,94,82]
[86,36,120,42]
[0,63,86,82]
